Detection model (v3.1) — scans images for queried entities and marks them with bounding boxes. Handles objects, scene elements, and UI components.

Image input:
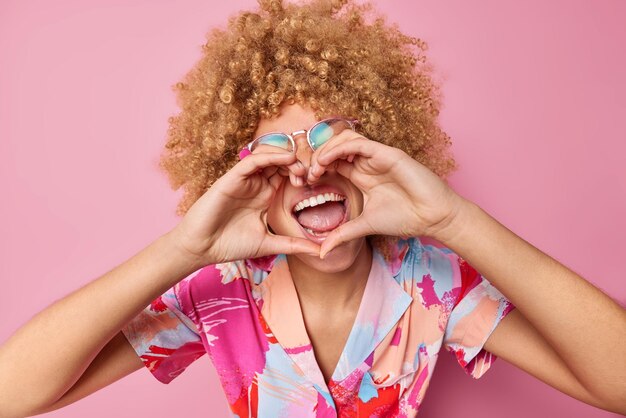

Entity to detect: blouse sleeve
[442,253,516,379]
[121,283,206,384]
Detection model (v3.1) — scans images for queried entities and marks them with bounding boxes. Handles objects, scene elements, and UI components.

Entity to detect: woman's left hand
[307,131,467,258]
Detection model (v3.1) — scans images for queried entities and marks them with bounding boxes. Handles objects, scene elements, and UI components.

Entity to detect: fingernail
[296,176,303,186]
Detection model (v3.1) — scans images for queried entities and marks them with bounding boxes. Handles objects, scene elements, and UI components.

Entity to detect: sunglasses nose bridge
[290,129,307,138]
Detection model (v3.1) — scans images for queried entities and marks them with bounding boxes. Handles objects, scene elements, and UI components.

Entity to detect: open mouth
[291,192,349,243]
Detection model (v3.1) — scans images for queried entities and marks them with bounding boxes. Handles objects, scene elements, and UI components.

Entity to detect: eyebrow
[253,119,320,139]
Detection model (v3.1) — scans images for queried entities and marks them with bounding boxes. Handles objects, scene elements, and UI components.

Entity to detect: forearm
[434,198,626,405]
[0,231,203,415]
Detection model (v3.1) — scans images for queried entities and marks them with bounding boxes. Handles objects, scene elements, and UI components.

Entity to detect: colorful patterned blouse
[121,236,516,417]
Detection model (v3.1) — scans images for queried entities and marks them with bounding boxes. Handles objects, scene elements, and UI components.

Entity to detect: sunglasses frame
[245,117,360,154]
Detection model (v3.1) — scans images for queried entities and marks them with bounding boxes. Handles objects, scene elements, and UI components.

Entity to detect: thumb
[260,234,321,257]
[320,215,372,259]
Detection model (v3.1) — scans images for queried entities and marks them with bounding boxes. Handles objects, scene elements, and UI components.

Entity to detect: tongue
[296,201,345,232]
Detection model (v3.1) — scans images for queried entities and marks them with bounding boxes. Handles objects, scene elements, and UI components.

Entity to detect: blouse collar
[248,236,416,394]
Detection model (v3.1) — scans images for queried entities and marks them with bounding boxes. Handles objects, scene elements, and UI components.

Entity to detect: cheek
[266,200,282,233]
[349,185,365,214]
[266,185,289,234]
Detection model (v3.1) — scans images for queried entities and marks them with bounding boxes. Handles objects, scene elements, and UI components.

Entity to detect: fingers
[277,160,306,185]
[282,160,306,186]
[261,165,280,180]
[333,159,355,180]
[268,170,286,190]
[318,136,373,166]
[289,171,304,187]
[319,216,373,259]
[308,135,373,183]
[307,131,359,180]
[238,152,297,177]
[251,147,306,186]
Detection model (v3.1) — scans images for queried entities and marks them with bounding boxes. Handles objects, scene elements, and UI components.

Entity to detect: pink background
[1,0,624,417]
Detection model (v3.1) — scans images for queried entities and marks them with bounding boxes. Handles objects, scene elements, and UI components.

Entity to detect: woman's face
[252,103,367,273]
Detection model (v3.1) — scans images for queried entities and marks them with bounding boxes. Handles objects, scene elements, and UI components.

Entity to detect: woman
[0,0,624,417]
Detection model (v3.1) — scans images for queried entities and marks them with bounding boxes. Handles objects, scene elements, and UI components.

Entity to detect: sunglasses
[239,117,359,159]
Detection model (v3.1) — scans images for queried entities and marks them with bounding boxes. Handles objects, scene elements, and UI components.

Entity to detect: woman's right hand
[167,150,320,266]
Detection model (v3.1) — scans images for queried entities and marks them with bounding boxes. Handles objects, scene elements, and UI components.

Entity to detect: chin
[290,237,366,273]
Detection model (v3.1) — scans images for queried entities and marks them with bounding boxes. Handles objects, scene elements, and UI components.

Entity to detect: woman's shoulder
[173,258,261,304]
[371,235,448,268]
[185,254,276,282]
[373,235,464,289]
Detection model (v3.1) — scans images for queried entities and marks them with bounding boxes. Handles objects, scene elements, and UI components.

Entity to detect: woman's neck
[286,239,373,310]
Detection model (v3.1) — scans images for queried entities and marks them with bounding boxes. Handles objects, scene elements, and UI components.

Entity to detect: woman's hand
[307,131,467,258]
[169,150,320,266]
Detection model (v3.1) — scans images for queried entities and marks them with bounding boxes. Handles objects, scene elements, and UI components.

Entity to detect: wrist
[427,196,479,246]
[160,229,208,272]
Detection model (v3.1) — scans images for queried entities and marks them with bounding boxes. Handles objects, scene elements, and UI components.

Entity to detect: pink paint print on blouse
[121,236,516,417]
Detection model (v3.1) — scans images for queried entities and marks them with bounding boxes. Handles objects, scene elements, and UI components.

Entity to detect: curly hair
[160,0,458,217]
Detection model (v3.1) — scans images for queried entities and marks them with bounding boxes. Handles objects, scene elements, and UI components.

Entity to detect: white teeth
[303,227,327,237]
[293,192,346,213]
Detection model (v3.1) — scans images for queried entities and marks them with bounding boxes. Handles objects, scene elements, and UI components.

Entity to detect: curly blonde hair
[160,0,458,217]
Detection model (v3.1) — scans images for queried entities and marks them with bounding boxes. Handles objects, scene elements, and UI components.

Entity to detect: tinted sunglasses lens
[251,133,293,152]
[309,119,353,150]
